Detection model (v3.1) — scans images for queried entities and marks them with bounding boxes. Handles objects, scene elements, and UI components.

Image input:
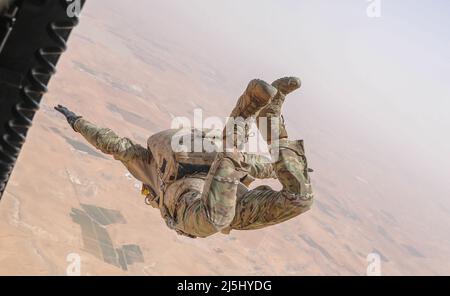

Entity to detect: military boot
[225,79,277,150]
[257,77,301,144]
[229,79,278,119]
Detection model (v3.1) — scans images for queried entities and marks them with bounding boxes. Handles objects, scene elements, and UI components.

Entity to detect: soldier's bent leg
[200,78,277,232]
[229,139,313,231]
[225,76,313,231]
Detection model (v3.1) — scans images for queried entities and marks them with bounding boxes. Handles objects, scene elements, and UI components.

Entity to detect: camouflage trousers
[164,139,314,238]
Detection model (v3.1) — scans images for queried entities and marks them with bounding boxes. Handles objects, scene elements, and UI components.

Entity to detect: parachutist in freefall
[55,77,314,238]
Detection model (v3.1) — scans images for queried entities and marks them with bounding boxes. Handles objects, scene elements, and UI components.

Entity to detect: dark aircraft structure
[0,0,86,200]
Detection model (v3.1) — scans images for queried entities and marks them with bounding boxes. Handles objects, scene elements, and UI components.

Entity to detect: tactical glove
[54,104,82,131]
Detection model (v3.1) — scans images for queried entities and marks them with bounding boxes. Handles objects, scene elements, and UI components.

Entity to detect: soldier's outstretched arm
[54,104,149,163]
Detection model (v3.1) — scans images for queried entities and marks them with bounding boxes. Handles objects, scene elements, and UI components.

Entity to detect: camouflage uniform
[72,77,313,238]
